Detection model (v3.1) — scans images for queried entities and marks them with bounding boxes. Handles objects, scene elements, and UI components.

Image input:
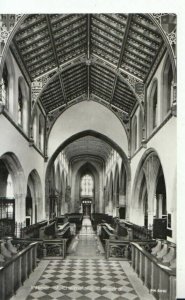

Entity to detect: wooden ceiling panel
[64,136,112,161]
[90,64,115,102]
[91,14,127,65]
[62,64,87,101]
[40,76,65,112]
[11,13,172,116]
[112,78,136,114]
[120,14,164,81]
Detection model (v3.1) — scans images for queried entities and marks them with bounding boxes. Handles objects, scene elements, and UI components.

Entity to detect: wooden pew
[21,220,48,238]
[66,213,83,232]
[91,213,113,230]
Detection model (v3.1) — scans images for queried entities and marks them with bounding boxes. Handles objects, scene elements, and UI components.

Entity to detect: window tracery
[81,174,94,197]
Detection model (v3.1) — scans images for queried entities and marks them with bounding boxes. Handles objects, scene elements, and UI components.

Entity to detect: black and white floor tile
[26,259,140,300]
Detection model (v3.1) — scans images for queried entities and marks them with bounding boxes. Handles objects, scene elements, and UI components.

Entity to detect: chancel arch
[45,130,131,218]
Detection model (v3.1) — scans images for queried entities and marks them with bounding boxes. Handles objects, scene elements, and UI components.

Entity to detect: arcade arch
[132,150,167,231]
[26,169,43,224]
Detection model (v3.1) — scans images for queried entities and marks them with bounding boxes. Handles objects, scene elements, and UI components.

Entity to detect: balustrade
[131,242,176,300]
[0,242,38,300]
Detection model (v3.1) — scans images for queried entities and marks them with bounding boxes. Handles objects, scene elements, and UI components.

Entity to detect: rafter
[118,15,132,68]
[34,54,85,81]
[109,15,132,104]
[11,13,169,118]
[92,53,142,82]
[46,15,68,104]
[47,93,86,114]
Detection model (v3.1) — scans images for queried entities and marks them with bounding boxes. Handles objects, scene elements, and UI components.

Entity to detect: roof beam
[34,54,85,80]
[92,54,142,82]
[109,15,133,104]
[90,93,129,115]
[46,15,68,105]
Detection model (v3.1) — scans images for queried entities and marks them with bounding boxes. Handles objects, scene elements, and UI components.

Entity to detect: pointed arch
[27,169,43,223]
[131,149,167,228]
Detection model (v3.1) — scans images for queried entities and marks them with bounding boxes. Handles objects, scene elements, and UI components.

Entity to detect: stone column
[15,193,26,237]
[157,194,163,218]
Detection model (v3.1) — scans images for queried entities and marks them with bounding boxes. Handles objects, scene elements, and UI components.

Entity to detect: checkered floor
[26,259,140,300]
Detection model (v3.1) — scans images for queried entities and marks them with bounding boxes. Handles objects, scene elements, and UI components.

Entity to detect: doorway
[82,200,91,216]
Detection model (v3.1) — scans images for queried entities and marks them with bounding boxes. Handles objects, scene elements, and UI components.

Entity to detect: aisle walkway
[10,217,155,300]
[67,216,104,258]
[11,259,155,300]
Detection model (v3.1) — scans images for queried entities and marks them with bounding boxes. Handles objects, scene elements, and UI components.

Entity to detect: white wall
[130,116,177,242]
[0,115,46,222]
[48,101,129,158]
[5,51,30,135]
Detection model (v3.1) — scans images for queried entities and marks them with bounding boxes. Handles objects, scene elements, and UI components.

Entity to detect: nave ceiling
[63,135,113,164]
[3,13,176,126]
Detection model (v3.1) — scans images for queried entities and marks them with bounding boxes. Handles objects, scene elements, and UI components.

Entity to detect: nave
[0,12,177,300]
[67,217,104,258]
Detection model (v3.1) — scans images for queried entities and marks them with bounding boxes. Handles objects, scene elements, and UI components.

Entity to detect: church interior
[0,13,177,300]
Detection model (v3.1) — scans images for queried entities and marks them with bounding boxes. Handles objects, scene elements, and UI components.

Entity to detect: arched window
[18,82,23,126]
[138,108,144,146]
[32,111,38,145]
[1,63,9,107]
[148,80,158,134]
[132,116,137,153]
[153,85,157,129]
[38,114,44,151]
[163,57,173,117]
[81,174,94,197]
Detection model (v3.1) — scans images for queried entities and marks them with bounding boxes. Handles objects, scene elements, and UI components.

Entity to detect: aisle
[26,259,141,300]
[67,216,104,258]
[10,216,155,300]
[11,259,155,300]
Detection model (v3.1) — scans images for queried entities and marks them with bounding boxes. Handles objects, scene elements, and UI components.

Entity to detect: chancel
[0,13,176,300]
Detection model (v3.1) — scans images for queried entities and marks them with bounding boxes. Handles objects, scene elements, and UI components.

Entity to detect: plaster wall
[0,115,46,222]
[5,51,30,136]
[130,117,176,242]
[48,101,128,158]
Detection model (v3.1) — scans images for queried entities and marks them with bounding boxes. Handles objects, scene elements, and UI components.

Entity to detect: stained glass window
[81,174,93,196]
